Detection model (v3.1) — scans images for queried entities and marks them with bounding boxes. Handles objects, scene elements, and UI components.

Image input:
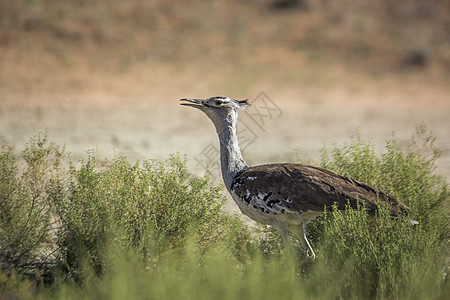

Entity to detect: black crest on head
[238,99,250,106]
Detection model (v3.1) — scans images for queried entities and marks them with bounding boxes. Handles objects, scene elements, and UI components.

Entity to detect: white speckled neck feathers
[212,110,247,192]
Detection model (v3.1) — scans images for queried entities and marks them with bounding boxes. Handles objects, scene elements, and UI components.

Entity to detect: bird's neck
[213,112,247,191]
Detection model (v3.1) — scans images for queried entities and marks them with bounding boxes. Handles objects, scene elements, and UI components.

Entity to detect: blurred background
[1,0,449,188]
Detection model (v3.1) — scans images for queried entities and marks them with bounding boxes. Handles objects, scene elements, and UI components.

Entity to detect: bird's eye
[215,100,224,106]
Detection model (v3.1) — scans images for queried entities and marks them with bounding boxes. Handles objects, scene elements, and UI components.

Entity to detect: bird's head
[180,96,250,125]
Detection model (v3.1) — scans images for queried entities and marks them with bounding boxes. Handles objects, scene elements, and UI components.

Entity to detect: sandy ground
[1,83,449,216]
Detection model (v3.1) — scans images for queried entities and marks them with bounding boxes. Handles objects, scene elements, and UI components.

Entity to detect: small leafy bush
[0,133,63,276]
[310,124,449,299]
[319,124,448,228]
[1,133,253,289]
[49,153,253,282]
[45,239,300,300]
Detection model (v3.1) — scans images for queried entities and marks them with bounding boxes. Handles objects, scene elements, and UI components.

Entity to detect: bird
[180,96,414,259]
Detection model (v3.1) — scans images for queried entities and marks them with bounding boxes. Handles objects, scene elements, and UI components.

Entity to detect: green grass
[0,126,448,299]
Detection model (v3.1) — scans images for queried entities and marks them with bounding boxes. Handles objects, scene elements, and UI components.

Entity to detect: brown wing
[231,163,408,216]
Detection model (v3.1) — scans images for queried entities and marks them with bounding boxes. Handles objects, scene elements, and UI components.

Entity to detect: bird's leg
[302,223,316,259]
[291,223,316,259]
[276,225,296,294]
[279,225,295,258]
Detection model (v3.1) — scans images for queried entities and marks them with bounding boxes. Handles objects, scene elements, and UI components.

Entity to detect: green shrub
[310,124,449,299]
[46,238,300,300]
[0,133,63,277]
[1,133,254,290]
[49,152,253,282]
[320,124,448,226]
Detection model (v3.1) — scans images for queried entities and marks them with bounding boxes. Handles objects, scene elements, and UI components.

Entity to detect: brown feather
[231,163,408,217]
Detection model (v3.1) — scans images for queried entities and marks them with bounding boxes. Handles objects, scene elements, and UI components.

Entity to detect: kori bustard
[180,96,413,258]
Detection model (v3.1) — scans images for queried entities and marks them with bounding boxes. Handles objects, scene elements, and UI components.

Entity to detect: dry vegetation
[1,0,449,98]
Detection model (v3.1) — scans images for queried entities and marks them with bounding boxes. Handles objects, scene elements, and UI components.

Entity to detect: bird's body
[231,163,407,222]
[230,165,325,233]
[180,96,412,258]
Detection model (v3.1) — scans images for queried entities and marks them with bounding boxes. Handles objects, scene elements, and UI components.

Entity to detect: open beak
[180,98,205,108]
